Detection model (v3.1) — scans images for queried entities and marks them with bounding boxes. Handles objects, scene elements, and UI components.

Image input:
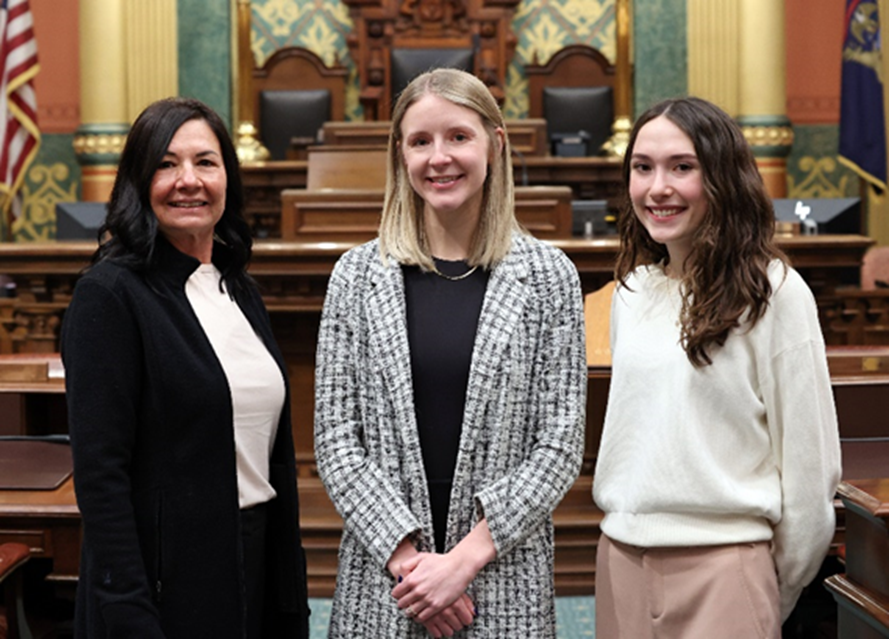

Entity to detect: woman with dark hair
[593,96,841,637]
[62,97,310,638]
[314,68,586,638]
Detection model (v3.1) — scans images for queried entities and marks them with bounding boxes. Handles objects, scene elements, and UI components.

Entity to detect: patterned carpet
[308,596,596,638]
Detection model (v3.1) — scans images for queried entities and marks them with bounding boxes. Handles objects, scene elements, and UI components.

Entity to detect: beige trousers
[595,534,781,639]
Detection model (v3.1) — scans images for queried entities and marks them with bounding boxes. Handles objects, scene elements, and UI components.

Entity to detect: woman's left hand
[392,519,496,622]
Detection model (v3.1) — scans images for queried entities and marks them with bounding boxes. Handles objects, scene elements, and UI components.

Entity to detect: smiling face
[150,118,227,261]
[400,93,501,227]
[628,115,709,274]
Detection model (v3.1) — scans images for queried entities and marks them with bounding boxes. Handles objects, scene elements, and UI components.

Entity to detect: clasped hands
[391,551,477,638]
[388,519,495,637]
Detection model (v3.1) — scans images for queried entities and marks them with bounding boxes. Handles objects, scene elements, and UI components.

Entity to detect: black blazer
[62,237,309,638]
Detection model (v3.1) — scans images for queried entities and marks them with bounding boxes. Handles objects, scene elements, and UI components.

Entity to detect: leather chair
[250,46,348,159]
[525,44,618,156]
[543,86,614,156]
[259,89,331,160]
[390,48,474,104]
[0,542,32,639]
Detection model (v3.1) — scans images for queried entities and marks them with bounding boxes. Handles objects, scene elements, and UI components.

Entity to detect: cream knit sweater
[594,261,841,621]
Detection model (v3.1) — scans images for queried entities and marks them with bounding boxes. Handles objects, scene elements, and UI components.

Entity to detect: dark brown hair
[615,96,786,366]
[94,97,252,297]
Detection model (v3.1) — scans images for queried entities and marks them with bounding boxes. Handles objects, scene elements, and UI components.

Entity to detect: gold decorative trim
[73,133,128,156]
[602,115,632,159]
[741,125,794,148]
[235,121,271,164]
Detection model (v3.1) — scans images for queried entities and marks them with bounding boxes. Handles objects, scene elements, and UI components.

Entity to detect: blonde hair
[378,68,519,270]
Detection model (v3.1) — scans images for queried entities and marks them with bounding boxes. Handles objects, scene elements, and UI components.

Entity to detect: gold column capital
[740,124,794,152]
[72,132,128,160]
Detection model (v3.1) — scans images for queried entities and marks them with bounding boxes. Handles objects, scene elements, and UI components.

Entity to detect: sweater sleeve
[473,253,587,555]
[313,254,422,569]
[61,276,166,637]
[760,279,841,621]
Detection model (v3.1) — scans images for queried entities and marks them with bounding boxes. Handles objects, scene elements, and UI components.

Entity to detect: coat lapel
[364,257,433,522]
[451,238,530,498]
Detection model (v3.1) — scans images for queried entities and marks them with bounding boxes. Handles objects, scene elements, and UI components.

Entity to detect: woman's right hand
[420,593,476,638]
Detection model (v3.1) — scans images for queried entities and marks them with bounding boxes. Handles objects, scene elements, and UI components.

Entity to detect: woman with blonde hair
[314,68,586,638]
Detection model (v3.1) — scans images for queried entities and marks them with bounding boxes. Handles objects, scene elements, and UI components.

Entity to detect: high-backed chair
[390,48,473,105]
[252,47,348,160]
[525,45,617,156]
[343,0,520,120]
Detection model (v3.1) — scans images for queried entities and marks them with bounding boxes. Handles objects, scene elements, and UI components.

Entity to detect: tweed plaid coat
[314,233,587,638]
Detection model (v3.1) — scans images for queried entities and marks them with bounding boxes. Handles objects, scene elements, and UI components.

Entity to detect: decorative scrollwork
[787,156,850,199]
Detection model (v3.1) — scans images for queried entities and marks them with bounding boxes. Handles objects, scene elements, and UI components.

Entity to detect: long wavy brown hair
[615,97,786,367]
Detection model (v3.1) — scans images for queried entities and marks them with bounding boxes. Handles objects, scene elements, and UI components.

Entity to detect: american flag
[0,0,39,228]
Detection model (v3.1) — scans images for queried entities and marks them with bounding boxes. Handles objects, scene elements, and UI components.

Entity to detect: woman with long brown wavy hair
[593,96,841,638]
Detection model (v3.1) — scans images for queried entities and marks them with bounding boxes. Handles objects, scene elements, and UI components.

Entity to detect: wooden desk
[281,185,573,241]
[825,346,889,441]
[306,145,387,190]
[521,155,622,203]
[0,234,871,327]
[821,289,889,347]
[241,160,307,238]
[241,155,624,238]
[0,476,79,584]
[826,479,889,638]
[0,353,66,436]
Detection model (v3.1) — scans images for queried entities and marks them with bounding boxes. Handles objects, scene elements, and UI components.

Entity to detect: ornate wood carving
[343,0,519,119]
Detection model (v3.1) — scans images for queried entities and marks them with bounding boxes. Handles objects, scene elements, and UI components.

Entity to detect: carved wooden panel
[322,118,549,156]
[343,0,520,119]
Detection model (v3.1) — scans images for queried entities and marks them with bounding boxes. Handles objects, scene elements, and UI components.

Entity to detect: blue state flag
[839,0,887,191]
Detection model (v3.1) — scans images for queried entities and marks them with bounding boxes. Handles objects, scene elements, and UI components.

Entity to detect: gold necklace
[433,265,479,281]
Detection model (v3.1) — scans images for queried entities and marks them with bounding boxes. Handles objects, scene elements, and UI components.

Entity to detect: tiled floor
[308,596,596,638]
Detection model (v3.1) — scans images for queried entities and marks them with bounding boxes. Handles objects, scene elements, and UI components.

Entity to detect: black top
[403,258,489,553]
